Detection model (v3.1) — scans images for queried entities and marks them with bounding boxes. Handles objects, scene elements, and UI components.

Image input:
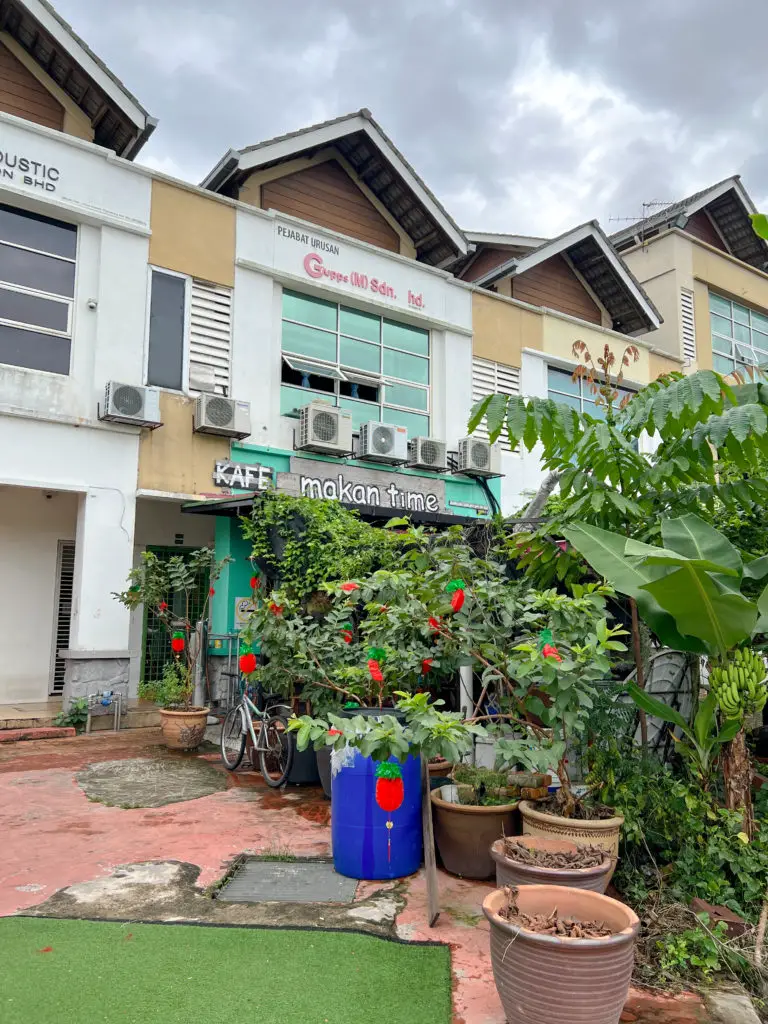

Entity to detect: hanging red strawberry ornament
[375,762,405,862]
[341,623,353,644]
[239,646,257,675]
[367,646,386,683]
[158,601,168,612]
[428,616,441,632]
[340,582,360,593]
[446,579,466,612]
[422,658,433,674]
[170,630,185,654]
[250,575,261,591]
[542,643,563,663]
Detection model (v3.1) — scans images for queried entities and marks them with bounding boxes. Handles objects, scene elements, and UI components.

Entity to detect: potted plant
[115,548,231,750]
[430,764,520,879]
[483,884,639,1024]
[490,836,613,893]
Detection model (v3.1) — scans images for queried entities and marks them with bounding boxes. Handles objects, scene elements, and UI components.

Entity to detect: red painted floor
[0,729,709,1023]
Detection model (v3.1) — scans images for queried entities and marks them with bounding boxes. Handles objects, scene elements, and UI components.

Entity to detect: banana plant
[627,684,740,790]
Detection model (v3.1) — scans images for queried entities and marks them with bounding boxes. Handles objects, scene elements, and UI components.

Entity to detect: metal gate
[141,547,210,685]
[50,541,75,695]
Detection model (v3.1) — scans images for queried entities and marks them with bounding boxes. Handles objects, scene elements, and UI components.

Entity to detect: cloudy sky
[56,0,768,237]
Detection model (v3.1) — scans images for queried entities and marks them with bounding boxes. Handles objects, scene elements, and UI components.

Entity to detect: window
[709,292,768,376]
[547,365,634,419]
[471,356,520,450]
[280,289,430,434]
[0,202,76,374]
[146,270,233,394]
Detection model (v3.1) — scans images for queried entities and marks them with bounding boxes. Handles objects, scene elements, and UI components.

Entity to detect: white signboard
[278,457,445,513]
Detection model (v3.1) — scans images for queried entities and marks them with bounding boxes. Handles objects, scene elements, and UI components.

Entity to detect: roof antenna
[609,200,677,247]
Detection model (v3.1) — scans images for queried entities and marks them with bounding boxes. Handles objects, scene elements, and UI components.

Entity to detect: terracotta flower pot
[519,800,624,883]
[430,785,519,879]
[427,758,454,777]
[158,707,209,750]
[491,836,612,893]
[483,885,639,1024]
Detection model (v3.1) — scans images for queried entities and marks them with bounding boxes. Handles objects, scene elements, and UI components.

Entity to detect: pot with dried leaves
[483,884,639,1024]
[491,836,613,893]
[519,799,624,882]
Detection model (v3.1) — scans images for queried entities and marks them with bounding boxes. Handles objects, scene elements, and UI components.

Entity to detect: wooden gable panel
[684,210,728,252]
[0,41,63,131]
[261,159,400,252]
[461,247,515,281]
[511,253,601,324]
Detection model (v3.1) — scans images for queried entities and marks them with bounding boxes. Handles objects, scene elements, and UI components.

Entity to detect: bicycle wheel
[258,715,294,787]
[220,705,247,770]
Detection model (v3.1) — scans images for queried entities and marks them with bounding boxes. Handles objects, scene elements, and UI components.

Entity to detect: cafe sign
[213,460,274,491]
[277,457,445,513]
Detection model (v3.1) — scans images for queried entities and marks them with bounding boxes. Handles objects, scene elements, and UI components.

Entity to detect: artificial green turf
[0,917,451,1024]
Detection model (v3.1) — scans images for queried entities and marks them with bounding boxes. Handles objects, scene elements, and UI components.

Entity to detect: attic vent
[189,280,232,395]
[471,356,520,451]
[680,288,696,363]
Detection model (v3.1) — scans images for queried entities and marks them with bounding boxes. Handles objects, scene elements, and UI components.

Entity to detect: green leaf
[715,718,742,744]
[627,682,689,733]
[641,566,756,657]
[693,691,717,748]
[660,514,743,576]
[751,212,768,241]
[744,555,768,581]
[468,394,493,434]
[485,393,508,442]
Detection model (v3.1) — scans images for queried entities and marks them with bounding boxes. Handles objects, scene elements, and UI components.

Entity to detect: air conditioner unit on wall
[407,436,448,472]
[456,436,502,478]
[296,401,353,456]
[359,422,408,464]
[194,394,251,439]
[100,381,162,428]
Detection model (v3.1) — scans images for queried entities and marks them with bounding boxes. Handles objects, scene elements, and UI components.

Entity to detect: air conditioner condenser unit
[100,381,162,428]
[194,394,251,439]
[456,436,502,477]
[407,436,448,472]
[359,421,408,464]
[296,401,353,456]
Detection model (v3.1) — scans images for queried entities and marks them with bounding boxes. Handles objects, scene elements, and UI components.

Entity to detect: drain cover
[217,859,357,903]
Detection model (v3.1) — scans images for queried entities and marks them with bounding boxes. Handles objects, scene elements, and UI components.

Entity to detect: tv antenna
[609,200,677,247]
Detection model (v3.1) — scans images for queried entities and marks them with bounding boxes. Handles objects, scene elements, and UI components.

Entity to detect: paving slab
[76,757,227,808]
[217,858,358,903]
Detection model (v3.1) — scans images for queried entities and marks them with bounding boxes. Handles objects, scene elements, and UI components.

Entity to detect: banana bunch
[710,648,768,720]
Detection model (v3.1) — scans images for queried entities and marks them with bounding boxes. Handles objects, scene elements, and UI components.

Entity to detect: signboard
[273,219,448,319]
[213,460,274,491]
[278,457,445,513]
[233,597,256,629]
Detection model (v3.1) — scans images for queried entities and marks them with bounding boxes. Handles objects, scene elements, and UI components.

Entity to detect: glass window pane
[339,396,380,431]
[752,331,768,355]
[385,381,428,411]
[0,322,70,374]
[383,319,429,355]
[147,270,185,390]
[734,322,751,344]
[709,293,731,317]
[713,353,735,375]
[340,336,380,372]
[549,390,582,412]
[712,333,732,354]
[280,385,335,417]
[710,313,732,337]
[382,407,429,435]
[282,289,336,330]
[0,203,76,259]
[0,242,75,296]
[282,320,336,362]
[340,306,380,342]
[733,304,750,325]
[383,348,429,383]
[752,310,768,333]
[548,367,581,396]
[0,286,68,331]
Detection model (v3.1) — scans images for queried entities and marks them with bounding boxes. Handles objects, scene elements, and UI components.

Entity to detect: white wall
[0,486,78,702]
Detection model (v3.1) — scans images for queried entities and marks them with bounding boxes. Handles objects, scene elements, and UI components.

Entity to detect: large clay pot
[519,800,624,883]
[158,707,209,750]
[491,836,612,893]
[431,785,519,880]
[483,885,639,1024]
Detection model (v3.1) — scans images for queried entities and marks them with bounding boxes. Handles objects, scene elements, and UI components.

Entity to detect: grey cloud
[53,0,768,234]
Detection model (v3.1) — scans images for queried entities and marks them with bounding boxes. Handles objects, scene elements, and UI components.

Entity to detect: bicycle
[220,684,294,786]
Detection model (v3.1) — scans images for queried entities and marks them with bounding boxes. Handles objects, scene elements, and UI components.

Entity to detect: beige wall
[149,180,235,287]
[649,351,684,378]
[472,291,542,365]
[138,393,229,497]
[541,315,656,382]
[0,32,93,142]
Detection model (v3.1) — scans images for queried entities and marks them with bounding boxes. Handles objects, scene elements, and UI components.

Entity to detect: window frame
[280,289,431,432]
[547,363,636,417]
[709,291,768,377]
[0,207,77,376]
[143,265,192,394]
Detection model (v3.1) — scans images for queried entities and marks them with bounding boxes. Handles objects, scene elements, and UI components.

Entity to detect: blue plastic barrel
[331,745,422,880]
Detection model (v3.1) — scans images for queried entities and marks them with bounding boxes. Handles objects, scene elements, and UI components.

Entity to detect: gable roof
[610,176,768,270]
[475,220,662,334]
[0,0,155,157]
[201,109,468,267]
